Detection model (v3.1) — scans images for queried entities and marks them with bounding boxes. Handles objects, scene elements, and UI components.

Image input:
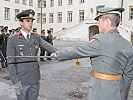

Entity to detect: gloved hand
[51,53,57,59]
[13,81,22,95]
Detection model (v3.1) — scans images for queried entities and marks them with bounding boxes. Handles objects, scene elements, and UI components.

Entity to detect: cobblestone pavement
[0,40,133,100]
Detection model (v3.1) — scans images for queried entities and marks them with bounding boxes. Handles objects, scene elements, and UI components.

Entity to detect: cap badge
[29,14,33,18]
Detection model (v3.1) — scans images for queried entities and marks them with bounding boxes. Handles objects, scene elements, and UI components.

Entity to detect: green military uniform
[7,9,57,100]
[55,7,133,100]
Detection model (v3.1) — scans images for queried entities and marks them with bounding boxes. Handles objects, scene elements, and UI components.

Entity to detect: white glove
[51,53,57,58]
[14,81,22,95]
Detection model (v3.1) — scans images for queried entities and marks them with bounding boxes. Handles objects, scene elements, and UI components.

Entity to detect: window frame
[79,10,84,22]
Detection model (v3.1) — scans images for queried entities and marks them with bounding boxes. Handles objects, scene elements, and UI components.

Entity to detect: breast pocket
[16,45,25,56]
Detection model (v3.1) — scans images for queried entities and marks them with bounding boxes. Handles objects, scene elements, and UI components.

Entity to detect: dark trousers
[17,83,40,100]
[40,48,45,60]
[0,47,7,68]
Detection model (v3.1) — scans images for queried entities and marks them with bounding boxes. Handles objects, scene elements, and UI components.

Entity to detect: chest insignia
[88,38,96,44]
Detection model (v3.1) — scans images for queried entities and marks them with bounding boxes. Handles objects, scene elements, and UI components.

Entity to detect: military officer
[1,26,10,68]
[40,29,47,62]
[6,9,57,100]
[52,7,133,100]
[46,30,54,60]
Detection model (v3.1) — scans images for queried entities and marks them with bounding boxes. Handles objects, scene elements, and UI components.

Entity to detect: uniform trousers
[88,77,122,100]
[17,83,40,100]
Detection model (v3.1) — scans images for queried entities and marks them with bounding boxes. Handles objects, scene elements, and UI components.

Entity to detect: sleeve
[6,37,19,85]
[121,57,133,100]
[56,35,101,61]
[39,36,57,54]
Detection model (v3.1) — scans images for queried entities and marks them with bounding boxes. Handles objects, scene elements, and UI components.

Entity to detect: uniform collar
[105,29,119,35]
[20,29,31,39]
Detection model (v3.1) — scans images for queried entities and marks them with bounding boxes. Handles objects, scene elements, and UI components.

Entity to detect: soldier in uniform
[1,26,10,68]
[6,9,57,100]
[40,29,47,62]
[32,28,37,33]
[46,30,54,60]
[52,7,133,100]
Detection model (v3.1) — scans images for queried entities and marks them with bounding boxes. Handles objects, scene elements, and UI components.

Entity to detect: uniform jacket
[47,34,53,45]
[7,32,57,85]
[56,29,133,100]
[41,35,47,41]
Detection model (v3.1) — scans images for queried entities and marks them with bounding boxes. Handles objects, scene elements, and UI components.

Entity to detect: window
[50,0,54,7]
[29,0,33,6]
[67,11,72,22]
[37,13,41,23]
[129,7,133,20]
[68,0,72,5]
[49,13,54,23]
[5,7,10,20]
[22,0,27,5]
[79,0,84,3]
[58,0,62,6]
[37,13,46,23]
[38,0,46,8]
[57,12,62,23]
[79,10,84,21]
[44,0,46,8]
[43,13,46,23]
[15,0,20,3]
[15,9,19,20]
[38,0,41,8]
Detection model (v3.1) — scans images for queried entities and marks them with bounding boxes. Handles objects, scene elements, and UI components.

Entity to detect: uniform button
[33,65,36,68]
[33,59,35,61]
[29,48,31,49]
[31,54,32,55]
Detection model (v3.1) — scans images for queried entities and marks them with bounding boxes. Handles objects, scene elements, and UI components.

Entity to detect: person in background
[52,7,133,100]
[32,28,37,34]
[1,26,10,68]
[46,30,53,60]
[6,9,57,100]
[9,30,12,35]
[40,29,47,62]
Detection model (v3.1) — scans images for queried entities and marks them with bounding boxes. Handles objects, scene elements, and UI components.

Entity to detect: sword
[7,56,54,59]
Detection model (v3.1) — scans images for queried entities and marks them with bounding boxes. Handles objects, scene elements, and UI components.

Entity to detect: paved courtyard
[0,40,133,100]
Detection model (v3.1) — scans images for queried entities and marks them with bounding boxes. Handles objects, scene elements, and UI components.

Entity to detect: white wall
[122,0,133,27]
[1,0,132,34]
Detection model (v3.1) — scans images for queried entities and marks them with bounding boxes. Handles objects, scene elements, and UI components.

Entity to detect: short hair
[41,30,45,33]
[100,13,120,27]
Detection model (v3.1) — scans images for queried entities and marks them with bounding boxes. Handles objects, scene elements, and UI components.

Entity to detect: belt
[90,71,122,81]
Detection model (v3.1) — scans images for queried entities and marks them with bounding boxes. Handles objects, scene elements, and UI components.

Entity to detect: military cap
[3,26,8,30]
[16,9,35,20]
[32,28,37,32]
[95,7,125,21]
[47,30,51,33]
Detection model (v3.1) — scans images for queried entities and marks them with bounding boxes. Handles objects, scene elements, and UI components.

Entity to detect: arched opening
[88,25,99,40]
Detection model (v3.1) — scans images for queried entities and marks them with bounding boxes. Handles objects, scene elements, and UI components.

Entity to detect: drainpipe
[41,0,43,32]
[121,0,123,22]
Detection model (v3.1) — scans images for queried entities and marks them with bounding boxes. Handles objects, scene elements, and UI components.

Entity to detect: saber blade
[7,56,53,58]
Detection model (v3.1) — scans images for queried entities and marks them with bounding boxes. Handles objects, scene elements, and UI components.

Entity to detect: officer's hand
[13,81,22,95]
[51,53,57,59]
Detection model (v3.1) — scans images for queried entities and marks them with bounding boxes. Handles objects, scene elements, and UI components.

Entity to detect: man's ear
[106,18,111,27]
[19,21,23,26]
